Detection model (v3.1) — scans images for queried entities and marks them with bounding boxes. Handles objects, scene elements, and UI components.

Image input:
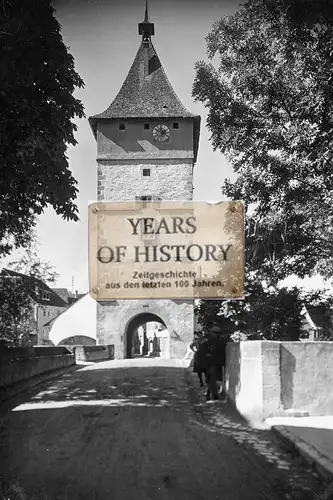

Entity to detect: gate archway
[125,313,168,359]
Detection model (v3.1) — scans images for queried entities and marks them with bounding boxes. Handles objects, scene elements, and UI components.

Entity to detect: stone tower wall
[97,162,193,201]
[97,299,194,359]
[95,121,196,359]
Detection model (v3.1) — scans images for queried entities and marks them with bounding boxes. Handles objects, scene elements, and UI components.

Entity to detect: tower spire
[138,0,155,41]
[144,0,149,22]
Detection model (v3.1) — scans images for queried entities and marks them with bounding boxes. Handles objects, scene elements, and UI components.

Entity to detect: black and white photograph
[1,0,333,498]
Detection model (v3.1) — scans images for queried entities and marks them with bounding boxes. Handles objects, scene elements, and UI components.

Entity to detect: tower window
[173,122,179,129]
[144,123,150,130]
[143,168,151,177]
[119,123,125,131]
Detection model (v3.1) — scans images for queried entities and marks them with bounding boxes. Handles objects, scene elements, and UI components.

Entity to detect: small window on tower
[119,123,125,131]
[144,123,150,130]
[173,122,179,129]
[143,168,151,177]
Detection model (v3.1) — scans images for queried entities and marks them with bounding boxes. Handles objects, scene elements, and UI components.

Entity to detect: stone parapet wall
[70,344,115,362]
[0,346,75,390]
[279,342,333,415]
[226,341,333,423]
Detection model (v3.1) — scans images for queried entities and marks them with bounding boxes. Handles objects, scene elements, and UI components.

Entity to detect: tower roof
[89,7,201,162]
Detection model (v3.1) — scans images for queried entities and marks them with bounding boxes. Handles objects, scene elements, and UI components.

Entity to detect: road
[0,359,324,500]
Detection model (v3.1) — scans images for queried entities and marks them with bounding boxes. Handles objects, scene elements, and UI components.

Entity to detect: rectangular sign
[88,201,244,300]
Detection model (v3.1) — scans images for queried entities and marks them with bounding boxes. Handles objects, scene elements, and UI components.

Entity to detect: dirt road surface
[0,359,324,500]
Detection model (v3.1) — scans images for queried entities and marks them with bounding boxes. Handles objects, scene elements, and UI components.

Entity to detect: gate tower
[88,3,201,359]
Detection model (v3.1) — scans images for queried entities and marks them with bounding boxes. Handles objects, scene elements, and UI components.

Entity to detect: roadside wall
[64,344,115,362]
[0,346,75,390]
[279,342,333,415]
[226,341,333,423]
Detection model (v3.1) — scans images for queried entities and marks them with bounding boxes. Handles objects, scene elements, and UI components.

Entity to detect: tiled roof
[89,39,201,162]
[0,269,68,308]
[91,40,196,120]
[52,288,69,303]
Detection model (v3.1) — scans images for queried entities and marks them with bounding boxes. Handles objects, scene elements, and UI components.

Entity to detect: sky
[22,0,240,293]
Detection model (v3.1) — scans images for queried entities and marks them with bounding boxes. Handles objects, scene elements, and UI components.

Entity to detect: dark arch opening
[125,313,166,359]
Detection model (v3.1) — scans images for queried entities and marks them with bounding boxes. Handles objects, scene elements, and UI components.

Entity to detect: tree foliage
[0,0,84,257]
[195,273,333,341]
[193,0,333,280]
[0,246,59,346]
[6,247,59,285]
[193,1,333,338]
[196,275,301,341]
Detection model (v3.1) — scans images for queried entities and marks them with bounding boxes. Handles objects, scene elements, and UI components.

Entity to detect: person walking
[205,331,219,401]
[190,332,208,387]
[205,327,228,402]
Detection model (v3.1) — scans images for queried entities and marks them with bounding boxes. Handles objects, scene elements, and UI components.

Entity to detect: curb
[272,425,333,483]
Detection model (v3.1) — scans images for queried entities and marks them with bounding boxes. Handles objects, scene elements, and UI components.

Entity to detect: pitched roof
[68,293,85,305]
[52,288,69,303]
[91,40,196,120]
[0,269,68,308]
[304,305,332,331]
[89,39,201,162]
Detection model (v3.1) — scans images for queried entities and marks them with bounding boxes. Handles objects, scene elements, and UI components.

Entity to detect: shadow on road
[0,360,324,500]
[186,371,325,500]
[11,363,193,413]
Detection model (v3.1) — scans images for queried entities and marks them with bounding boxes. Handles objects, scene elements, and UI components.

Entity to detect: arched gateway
[96,299,193,359]
[125,313,166,359]
[88,5,200,360]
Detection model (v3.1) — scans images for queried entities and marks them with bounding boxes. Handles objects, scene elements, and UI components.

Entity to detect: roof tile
[90,40,195,120]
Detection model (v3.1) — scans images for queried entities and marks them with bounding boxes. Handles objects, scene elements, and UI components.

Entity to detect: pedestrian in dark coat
[190,332,208,387]
[205,330,228,401]
[205,333,219,401]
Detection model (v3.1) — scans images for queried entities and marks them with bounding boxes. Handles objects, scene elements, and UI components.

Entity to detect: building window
[173,122,179,129]
[43,310,46,316]
[144,123,150,130]
[143,168,150,177]
[42,291,50,301]
[119,123,125,131]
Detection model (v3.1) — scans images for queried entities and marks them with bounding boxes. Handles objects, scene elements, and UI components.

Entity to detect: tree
[0,245,59,346]
[192,0,333,280]
[0,0,84,257]
[195,274,333,342]
[6,245,59,284]
[192,0,333,338]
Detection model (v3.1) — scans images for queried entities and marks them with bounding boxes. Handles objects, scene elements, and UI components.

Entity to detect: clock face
[153,124,170,142]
